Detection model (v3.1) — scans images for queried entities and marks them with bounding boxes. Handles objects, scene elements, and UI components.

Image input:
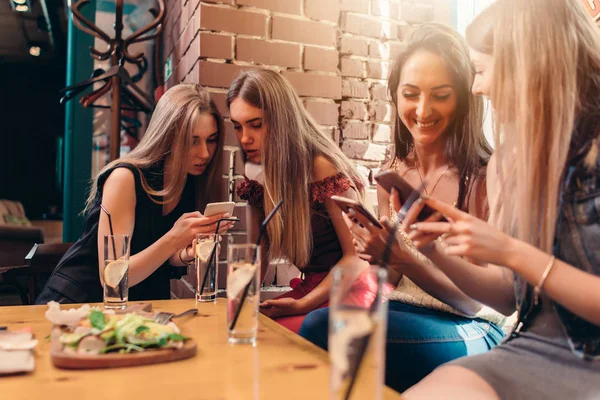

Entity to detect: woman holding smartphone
[299,23,505,393]
[401,1,600,398]
[228,68,371,333]
[37,84,234,304]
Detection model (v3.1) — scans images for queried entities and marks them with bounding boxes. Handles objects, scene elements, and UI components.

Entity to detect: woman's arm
[347,210,485,316]
[422,245,516,315]
[98,168,173,286]
[98,168,231,286]
[375,185,404,287]
[507,241,600,326]
[377,185,391,219]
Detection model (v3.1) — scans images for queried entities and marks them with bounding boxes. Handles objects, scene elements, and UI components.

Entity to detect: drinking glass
[195,233,220,302]
[329,264,388,400]
[102,234,130,309]
[227,244,260,345]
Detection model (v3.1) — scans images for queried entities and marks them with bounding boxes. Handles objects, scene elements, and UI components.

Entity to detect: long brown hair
[468,0,600,251]
[388,22,492,210]
[85,83,224,213]
[227,68,367,268]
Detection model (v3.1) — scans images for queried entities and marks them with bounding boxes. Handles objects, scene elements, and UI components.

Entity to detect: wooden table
[1,299,402,400]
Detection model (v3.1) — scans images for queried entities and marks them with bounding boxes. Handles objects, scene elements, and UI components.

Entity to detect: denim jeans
[299,301,505,393]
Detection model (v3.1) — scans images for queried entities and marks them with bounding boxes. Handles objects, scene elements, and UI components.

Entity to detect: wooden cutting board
[50,303,197,370]
[50,340,197,370]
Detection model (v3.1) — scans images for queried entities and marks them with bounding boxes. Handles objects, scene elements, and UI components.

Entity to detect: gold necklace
[416,161,450,196]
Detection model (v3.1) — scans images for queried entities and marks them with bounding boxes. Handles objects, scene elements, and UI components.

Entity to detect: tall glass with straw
[227,200,283,345]
[329,184,421,399]
[328,264,387,400]
[100,205,130,310]
[195,217,239,303]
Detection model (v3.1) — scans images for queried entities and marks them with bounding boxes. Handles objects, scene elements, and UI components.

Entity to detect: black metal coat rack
[60,0,165,161]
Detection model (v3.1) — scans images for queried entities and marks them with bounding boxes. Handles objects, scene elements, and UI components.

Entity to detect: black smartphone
[374,170,444,222]
[330,195,384,229]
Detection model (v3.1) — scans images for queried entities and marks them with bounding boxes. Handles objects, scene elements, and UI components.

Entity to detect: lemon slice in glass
[103,259,128,288]
[227,263,257,300]
[196,241,217,262]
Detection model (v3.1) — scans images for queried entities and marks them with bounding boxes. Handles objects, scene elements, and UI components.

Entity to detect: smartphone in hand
[374,171,445,222]
[330,195,384,229]
[204,201,235,217]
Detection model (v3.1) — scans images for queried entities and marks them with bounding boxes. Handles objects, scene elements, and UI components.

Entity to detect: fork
[155,308,198,325]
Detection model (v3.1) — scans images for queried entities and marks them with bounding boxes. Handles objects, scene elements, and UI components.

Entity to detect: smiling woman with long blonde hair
[401,1,600,398]
[227,68,370,333]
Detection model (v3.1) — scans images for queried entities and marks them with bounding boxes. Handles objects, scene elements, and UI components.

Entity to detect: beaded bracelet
[178,246,194,266]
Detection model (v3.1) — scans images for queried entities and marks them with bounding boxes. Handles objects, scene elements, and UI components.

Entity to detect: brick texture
[161,0,446,298]
[304,47,339,73]
[237,0,302,15]
[237,38,301,68]
[283,72,342,99]
[199,4,267,37]
[272,16,336,47]
[305,0,340,23]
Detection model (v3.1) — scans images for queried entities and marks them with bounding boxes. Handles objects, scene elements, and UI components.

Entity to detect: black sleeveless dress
[36,162,195,304]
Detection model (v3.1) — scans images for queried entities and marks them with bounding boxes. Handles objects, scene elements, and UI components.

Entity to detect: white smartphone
[203,201,235,217]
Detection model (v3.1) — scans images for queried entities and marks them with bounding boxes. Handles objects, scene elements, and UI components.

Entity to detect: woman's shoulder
[310,155,363,203]
[312,155,339,180]
[98,163,139,191]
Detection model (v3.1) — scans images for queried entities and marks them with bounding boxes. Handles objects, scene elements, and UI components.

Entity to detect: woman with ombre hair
[228,68,371,333]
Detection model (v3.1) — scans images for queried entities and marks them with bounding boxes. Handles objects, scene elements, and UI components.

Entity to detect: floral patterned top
[236,173,363,273]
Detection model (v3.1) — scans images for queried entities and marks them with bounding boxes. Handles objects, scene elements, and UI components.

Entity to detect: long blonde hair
[468,0,600,252]
[227,69,366,268]
[85,83,224,213]
[388,23,491,211]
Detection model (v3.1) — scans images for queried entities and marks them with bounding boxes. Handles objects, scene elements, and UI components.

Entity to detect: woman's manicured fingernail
[409,223,418,230]
[420,194,430,200]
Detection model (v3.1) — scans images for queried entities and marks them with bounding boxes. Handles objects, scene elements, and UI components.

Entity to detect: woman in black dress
[37,84,234,304]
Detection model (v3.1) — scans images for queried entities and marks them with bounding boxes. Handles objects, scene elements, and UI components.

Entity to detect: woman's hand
[411,197,515,266]
[259,298,308,318]
[168,212,235,250]
[342,209,412,267]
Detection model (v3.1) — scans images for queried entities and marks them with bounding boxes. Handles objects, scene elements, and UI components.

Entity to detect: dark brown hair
[388,22,492,210]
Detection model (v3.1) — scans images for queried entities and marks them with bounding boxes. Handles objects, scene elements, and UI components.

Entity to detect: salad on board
[46,302,189,355]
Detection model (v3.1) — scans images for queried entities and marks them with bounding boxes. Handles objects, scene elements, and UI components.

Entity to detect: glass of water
[329,264,388,400]
[195,233,220,302]
[227,244,260,345]
[102,234,130,309]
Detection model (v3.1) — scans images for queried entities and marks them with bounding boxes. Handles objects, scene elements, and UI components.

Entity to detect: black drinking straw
[343,224,396,400]
[199,217,240,296]
[100,204,123,300]
[230,199,283,331]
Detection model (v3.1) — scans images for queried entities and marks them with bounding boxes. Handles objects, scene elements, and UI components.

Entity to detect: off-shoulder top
[237,173,363,273]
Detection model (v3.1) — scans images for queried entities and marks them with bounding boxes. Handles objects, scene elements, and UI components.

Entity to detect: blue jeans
[299,301,505,393]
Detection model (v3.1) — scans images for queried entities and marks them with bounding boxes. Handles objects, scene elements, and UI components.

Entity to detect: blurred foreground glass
[227,244,260,345]
[102,234,130,309]
[329,264,388,400]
